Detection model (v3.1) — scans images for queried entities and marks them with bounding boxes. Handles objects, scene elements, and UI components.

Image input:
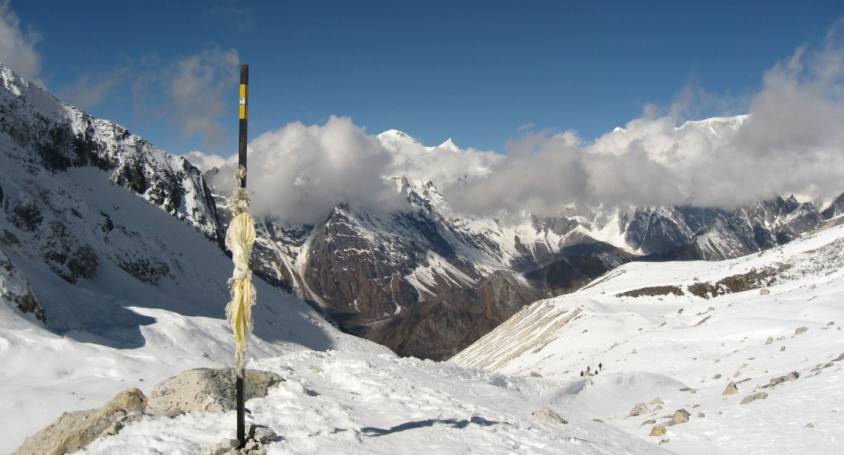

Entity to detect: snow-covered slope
[78,349,668,455]
[0,61,378,453]
[453,219,844,454]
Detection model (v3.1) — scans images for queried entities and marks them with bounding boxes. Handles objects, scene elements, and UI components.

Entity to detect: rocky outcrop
[0,248,45,321]
[14,388,146,455]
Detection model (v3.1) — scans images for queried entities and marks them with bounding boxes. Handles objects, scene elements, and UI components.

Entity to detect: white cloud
[168,48,240,146]
[0,0,41,83]
[197,19,844,224]
[59,71,124,108]
[447,19,844,215]
[208,116,404,225]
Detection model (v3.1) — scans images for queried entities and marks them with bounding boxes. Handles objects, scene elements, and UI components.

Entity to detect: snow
[453,223,844,454]
[80,349,666,455]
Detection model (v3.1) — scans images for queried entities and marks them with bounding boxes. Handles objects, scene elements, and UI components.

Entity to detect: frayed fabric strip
[225,188,256,376]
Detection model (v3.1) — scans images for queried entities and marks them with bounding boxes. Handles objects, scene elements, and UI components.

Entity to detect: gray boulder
[147,368,283,417]
[532,408,568,424]
[628,402,650,417]
[740,392,769,405]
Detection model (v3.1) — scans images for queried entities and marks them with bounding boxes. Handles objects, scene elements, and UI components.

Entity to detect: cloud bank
[194,19,844,225]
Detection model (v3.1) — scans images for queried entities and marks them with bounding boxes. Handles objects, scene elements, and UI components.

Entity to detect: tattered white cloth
[225,180,256,377]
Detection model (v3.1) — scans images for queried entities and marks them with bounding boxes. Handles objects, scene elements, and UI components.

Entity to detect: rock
[147,368,284,417]
[641,418,656,426]
[14,388,146,455]
[759,288,770,295]
[650,398,664,406]
[147,368,283,417]
[671,408,690,425]
[765,371,800,388]
[697,412,706,418]
[740,392,769,405]
[806,422,815,428]
[650,424,668,437]
[532,408,568,424]
[628,402,650,417]
[203,438,239,455]
[723,381,738,395]
[765,336,774,345]
[713,373,722,379]
[780,346,786,352]
[249,424,280,444]
[794,326,809,336]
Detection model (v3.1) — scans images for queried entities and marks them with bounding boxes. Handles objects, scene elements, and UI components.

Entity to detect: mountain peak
[437,137,460,153]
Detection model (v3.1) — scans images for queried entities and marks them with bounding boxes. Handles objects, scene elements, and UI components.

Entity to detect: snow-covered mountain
[452,216,844,454]
[211,125,838,361]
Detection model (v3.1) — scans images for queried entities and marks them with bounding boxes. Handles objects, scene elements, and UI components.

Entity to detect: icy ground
[454,220,844,454]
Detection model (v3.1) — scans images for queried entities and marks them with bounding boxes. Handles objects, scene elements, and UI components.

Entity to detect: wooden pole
[236,63,248,448]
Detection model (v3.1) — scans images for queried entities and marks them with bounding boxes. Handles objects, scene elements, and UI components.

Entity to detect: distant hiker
[580,370,584,377]
[599,362,603,371]
[586,366,591,375]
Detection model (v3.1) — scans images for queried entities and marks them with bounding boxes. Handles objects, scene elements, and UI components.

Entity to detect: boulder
[765,371,800,388]
[628,402,650,417]
[722,381,738,395]
[147,368,283,417]
[532,408,567,424]
[794,326,809,336]
[650,424,667,437]
[14,388,146,455]
[671,408,690,425]
[740,392,769,405]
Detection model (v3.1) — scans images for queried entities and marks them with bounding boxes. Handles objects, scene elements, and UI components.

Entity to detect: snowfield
[453,219,844,454]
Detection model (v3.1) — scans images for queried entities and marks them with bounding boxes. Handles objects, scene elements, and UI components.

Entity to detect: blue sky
[7,0,844,156]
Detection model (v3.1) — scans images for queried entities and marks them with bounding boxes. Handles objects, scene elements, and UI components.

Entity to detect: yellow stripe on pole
[239,83,248,119]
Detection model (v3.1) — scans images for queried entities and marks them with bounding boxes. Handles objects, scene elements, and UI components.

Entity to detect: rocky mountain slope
[452,217,844,453]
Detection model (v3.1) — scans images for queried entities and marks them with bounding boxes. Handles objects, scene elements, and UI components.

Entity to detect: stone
[628,402,650,417]
[759,288,770,295]
[147,368,283,417]
[671,409,690,425]
[532,408,568,424]
[765,336,774,345]
[641,418,656,426]
[722,381,739,395]
[794,326,809,336]
[740,392,769,405]
[650,424,668,437]
[765,371,800,388]
[697,412,706,418]
[14,388,146,455]
[203,438,239,455]
[650,398,664,406]
[250,424,280,444]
